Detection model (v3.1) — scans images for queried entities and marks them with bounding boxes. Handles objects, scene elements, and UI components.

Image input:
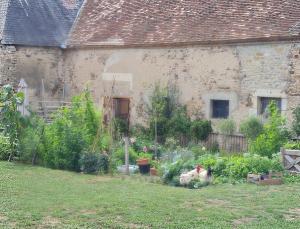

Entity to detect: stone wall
[0,46,64,109]
[1,41,300,128]
[0,45,17,86]
[63,41,300,127]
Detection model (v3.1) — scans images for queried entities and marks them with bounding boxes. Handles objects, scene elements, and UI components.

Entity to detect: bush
[112,146,139,166]
[0,133,10,160]
[167,107,191,139]
[250,102,289,158]
[42,90,109,171]
[240,116,263,140]
[19,114,45,164]
[0,84,24,161]
[218,119,236,135]
[190,119,212,141]
[79,152,109,174]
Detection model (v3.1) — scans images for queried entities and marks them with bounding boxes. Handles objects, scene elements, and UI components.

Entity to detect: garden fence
[205,133,248,153]
[281,148,300,174]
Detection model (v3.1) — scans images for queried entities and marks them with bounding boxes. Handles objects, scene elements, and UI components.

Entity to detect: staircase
[36,101,71,123]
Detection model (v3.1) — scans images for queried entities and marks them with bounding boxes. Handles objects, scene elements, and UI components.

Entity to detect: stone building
[1,0,300,127]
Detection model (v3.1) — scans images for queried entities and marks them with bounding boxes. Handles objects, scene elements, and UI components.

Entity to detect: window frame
[210,99,230,119]
[258,97,282,115]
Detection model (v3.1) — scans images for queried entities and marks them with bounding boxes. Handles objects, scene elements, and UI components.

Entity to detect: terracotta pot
[136,158,149,166]
[150,168,157,176]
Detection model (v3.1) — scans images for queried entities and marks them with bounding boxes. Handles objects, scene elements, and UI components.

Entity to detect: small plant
[284,141,300,150]
[113,118,129,139]
[240,116,263,141]
[190,119,212,142]
[218,119,236,135]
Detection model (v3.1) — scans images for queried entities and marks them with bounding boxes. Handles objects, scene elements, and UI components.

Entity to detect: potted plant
[136,152,152,174]
[150,160,159,176]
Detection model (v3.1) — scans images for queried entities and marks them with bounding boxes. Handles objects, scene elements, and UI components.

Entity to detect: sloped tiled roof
[0,0,9,41]
[1,0,83,47]
[68,0,300,47]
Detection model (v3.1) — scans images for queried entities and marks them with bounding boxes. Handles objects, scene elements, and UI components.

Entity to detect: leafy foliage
[190,119,212,141]
[218,119,236,135]
[161,153,283,186]
[250,102,289,158]
[42,90,109,171]
[79,152,109,174]
[167,107,191,139]
[18,114,45,164]
[240,116,263,140]
[0,133,10,160]
[0,85,24,161]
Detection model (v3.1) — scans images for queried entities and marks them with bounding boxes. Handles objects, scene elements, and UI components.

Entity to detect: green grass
[1,162,300,229]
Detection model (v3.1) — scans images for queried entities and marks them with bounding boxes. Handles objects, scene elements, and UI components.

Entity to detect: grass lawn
[1,162,300,228]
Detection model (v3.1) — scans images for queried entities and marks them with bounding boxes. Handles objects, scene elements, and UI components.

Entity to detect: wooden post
[124,137,129,175]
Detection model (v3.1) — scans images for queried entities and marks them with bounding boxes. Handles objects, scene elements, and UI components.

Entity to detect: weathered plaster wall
[13,47,65,107]
[63,42,300,127]
[0,46,64,109]
[1,41,300,129]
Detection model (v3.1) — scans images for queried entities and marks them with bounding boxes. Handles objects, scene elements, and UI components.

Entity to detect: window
[211,100,229,119]
[259,97,282,115]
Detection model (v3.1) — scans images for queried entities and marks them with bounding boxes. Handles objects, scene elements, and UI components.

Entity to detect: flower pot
[138,164,150,174]
[136,158,149,166]
[150,168,157,176]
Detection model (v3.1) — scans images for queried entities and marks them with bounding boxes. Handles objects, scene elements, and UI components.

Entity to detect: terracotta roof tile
[68,0,300,47]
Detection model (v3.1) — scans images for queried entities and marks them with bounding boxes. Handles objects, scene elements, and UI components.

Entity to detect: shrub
[292,107,300,137]
[240,116,263,140]
[0,84,24,161]
[218,119,236,135]
[0,133,10,160]
[79,152,109,174]
[167,107,191,139]
[190,119,212,141]
[19,114,45,164]
[112,146,138,166]
[42,90,109,171]
[250,102,289,158]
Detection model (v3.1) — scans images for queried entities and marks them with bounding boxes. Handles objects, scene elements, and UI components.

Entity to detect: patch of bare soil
[205,199,230,206]
[38,216,61,228]
[0,214,8,222]
[86,176,113,184]
[232,217,256,227]
[284,208,300,221]
[80,209,97,216]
